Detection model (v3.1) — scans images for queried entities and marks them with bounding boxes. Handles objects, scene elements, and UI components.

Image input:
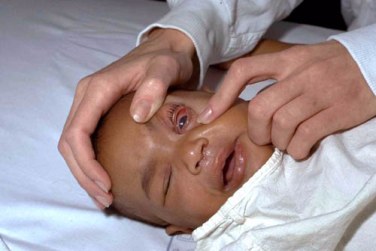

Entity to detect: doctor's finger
[61,77,90,133]
[198,55,283,124]
[69,73,125,138]
[130,54,193,123]
[271,94,327,151]
[58,139,113,208]
[64,77,126,189]
[68,128,113,193]
[286,106,348,160]
[247,78,302,145]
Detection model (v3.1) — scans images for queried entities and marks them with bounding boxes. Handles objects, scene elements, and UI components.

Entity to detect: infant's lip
[221,137,245,191]
[200,138,245,190]
[201,142,233,189]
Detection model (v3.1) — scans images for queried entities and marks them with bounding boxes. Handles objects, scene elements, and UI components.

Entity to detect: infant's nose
[180,137,208,175]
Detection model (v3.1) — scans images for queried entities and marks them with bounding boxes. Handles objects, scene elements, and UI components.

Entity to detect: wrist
[144,28,196,59]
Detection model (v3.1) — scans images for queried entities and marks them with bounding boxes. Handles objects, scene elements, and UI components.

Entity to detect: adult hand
[198,40,376,159]
[58,28,196,208]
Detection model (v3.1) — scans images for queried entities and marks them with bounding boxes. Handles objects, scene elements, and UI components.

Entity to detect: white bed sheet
[0,0,342,250]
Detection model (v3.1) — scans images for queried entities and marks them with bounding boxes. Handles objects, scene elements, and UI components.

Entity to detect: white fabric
[329,24,376,95]
[341,0,376,30]
[193,118,376,251]
[138,0,376,96]
[137,0,303,85]
[0,1,189,250]
[0,0,362,250]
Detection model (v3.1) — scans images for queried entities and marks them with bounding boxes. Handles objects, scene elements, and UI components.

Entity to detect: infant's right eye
[166,103,192,134]
[175,107,189,134]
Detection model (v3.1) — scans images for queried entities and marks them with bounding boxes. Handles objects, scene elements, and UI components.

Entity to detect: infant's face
[99,91,273,234]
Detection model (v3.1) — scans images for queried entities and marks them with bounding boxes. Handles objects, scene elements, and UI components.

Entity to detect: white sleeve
[341,0,376,30]
[329,24,376,95]
[137,0,302,86]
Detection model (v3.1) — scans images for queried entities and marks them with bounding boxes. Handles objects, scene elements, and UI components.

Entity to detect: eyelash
[164,165,172,199]
[167,104,179,121]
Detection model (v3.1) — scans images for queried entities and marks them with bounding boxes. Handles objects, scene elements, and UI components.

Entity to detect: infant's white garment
[192,118,376,251]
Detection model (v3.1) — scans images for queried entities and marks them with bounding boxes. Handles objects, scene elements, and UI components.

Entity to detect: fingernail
[95,180,109,193]
[93,200,104,210]
[197,106,213,124]
[95,195,110,208]
[132,99,151,123]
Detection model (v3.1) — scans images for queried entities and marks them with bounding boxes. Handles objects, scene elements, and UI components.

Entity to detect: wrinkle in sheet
[0,235,10,251]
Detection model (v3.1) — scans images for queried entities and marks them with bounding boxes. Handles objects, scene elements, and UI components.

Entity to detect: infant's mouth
[221,138,245,191]
[222,151,235,186]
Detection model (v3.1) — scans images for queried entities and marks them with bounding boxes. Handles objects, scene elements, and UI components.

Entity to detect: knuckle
[248,98,269,122]
[88,73,111,88]
[154,54,180,70]
[76,76,91,94]
[63,129,78,147]
[288,147,307,160]
[288,122,320,160]
[307,62,326,79]
[57,138,67,154]
[296,123,313,138]
[86,74,117,99]
[278,45,308,70]
[229,58,248,77]
[273,111,294,130]
[143,77,166,92]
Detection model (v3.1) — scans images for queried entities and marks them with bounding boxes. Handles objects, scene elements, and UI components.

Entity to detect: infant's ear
[165,225,192,235]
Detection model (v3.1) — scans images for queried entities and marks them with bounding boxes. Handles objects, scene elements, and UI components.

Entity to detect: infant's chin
[193,214,215,230]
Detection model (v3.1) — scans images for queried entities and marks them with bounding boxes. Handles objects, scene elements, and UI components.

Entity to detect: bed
[0,0,350,250]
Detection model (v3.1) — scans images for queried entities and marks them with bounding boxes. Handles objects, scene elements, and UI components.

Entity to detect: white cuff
[329,24,376,95]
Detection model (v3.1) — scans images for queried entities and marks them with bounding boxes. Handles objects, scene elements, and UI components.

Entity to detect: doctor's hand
[198,40,376,160]
[58,28,196,208]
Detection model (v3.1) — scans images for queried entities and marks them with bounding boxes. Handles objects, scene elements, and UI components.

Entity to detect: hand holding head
[58,28,197,208]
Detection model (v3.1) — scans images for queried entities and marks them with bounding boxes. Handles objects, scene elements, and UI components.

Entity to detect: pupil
[178,116,187,129]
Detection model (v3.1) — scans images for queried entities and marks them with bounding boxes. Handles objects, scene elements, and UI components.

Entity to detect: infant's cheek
[220,108,247,131]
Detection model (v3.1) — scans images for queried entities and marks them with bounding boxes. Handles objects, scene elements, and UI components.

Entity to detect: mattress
[0,0,343,250]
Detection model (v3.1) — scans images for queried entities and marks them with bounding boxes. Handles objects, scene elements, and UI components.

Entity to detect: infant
[93,90,274,234]
[93,90,376,250]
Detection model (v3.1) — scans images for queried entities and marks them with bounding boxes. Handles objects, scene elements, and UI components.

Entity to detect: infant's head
[93,90,273,234]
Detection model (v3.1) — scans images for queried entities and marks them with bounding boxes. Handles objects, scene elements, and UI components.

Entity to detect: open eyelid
[175,108,189,132]
[167,103,190,134]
